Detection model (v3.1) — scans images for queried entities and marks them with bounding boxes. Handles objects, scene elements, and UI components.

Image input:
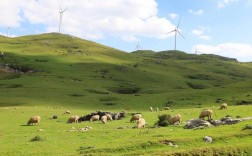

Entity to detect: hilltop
[0,33,252,110]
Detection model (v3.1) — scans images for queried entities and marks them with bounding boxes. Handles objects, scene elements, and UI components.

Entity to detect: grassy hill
[1,33,252,110]
[0,33,252,155]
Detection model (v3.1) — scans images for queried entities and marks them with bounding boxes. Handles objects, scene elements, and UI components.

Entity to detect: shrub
[156,114,171,127]
[30,135,44,142]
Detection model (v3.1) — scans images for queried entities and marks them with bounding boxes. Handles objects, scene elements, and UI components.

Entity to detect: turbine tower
[135,41,142,51]
[58,4,68,34]
[7,27,11,37]
[167,17,185,50]
[194,46,205,55]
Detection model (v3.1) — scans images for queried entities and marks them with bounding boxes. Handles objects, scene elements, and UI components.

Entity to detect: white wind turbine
[7,27,11,37]
[194,46,205,55]
[167,17,185,50]
[135,41,142,51]
[58,4,68,34]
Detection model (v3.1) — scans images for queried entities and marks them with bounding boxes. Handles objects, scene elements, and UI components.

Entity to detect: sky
[0,0,252,62]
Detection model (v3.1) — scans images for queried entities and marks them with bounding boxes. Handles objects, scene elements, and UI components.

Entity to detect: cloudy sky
[0,0,252,62]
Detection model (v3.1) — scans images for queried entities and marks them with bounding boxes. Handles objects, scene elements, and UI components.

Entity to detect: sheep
[106,114,113,121]
[67,115,80,124]
[130,114,142,122]
[156,108,159,112]
[149,107,153,112]
[101,115,107,124]
[164,107,170,110]
[137,118,146,129]
[64,110,71,114]
[169,114,182,125]
[27,116,41,125]
[220,103,228,110]
[199,109,213,120]
[90,115,100,122]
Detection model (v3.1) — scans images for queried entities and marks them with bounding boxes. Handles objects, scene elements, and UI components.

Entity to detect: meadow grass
[0,105,251,155]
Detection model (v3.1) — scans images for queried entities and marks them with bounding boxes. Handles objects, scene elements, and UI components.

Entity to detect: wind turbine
[194,46,205,55]
[135,41,142,51]
[7,27,11,37]
[58,4,68,34]
[167,17,185,50]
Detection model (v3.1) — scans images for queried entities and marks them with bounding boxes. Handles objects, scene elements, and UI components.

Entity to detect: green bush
[156,114,171,127]
[30,135,44,142]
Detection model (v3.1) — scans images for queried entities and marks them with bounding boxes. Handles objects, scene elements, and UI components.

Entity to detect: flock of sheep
[26,103,228,128]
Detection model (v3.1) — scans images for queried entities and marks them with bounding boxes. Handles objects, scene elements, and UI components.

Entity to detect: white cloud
[195,43,252,62]
[169,13,178,19]
[217,0,239,8]
[192,27,211,40]
[188,9,203,15]
[0,0,176,42]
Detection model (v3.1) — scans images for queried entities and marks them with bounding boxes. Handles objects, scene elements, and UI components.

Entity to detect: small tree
[156,114,171,127]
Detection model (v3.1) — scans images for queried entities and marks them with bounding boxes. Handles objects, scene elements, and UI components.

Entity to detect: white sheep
[149,107,153,112]
[106,114,113,121]
[90,115,100,122]
[169,114,182,124]
[156,108,159,112]
[101,115,107,124]
[199,109,213,120]
[130,114,142,122]
[137,118,146,129]
[67,115,79,124]
[27,116,41,125]
[164,107,170,110]
[220,103,228,110]
[64,110,71,114]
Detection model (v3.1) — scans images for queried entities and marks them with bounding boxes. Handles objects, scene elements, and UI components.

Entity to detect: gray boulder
[184,119,212,129]
[203,136,212,143]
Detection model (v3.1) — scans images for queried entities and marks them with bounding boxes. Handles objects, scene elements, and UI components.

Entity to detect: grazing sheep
[156,108,159,112]
[220,103,228,110]
[149,107,153,112]
[67,115,80,124]
[130,114,142,122]
[137,118,146,129]
[164,107,170,110]
[27,116,41,125]
[90,115,100,122]
[199,109,213,120]
[64,110,71,114]
[169,114,182,125]
[106,114,113,121]
[101,115,107,124]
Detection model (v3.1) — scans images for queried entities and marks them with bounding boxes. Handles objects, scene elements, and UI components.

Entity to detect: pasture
[0,105,251,155]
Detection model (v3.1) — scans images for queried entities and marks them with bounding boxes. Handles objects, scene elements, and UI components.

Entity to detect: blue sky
[0,0,252,62]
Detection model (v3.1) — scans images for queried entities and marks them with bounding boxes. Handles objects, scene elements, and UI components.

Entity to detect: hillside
[0,33,252,110]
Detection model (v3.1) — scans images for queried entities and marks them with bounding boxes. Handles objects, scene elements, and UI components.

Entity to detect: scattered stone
[79,126,93,132]
[184,119,212,129]
[38,129,44,132]
[203,136,212,143]
[242,124,252,130]
[220,117,241,125]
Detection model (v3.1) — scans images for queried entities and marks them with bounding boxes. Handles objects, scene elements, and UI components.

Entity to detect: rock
[203,136,212,143]
[242,124,252,130]
[221,117,241,125]
[184,119,212,129]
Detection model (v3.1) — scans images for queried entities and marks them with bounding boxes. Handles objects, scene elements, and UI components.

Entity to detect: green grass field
[0,33,252,155]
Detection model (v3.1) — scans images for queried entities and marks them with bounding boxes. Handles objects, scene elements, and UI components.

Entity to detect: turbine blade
[177,17,181,28]
[63,7,68,12]
[166,30,176,34]
[177,30,185,39]
[58,3,63,11]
